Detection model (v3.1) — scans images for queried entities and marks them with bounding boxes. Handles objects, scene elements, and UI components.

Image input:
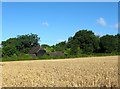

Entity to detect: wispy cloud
[58,39,65,43]
[42,22,49,27]
[97,17,107,26]
[94,32,103,37]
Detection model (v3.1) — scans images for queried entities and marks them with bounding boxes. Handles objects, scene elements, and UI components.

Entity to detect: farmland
[1,56,119,87]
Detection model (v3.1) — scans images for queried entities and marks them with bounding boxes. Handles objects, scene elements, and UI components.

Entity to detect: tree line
[1,30,120,58]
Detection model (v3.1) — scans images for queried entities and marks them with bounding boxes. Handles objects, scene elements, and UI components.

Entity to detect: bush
[38,55,64,60]
[2,54,34,61]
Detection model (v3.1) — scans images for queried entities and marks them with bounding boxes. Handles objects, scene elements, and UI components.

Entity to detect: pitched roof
[28,45,44,54]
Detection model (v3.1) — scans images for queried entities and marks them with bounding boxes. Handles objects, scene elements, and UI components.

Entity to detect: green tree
[99,34,118,53]
[2,45,18,57]
[41,44,54,52]
[0,47,2,58]
[64,48,72,56]
[67,30,100,54]
[68,39,82,55]
[54,41,66,52]
[115,34,120,52]
[2,38,18,47]
[2,33,40,57]
[41,44,50,48]
[16,33,40,53]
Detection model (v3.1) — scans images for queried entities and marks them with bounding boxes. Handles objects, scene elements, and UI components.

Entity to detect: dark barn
[28,45,46,57]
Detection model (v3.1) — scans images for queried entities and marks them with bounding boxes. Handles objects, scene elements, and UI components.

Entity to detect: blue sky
[2,2,118,46]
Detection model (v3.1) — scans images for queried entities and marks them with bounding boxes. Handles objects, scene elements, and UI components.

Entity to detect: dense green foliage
[2,33,40,57]
[66,30,100,54]
[53,30,119,56]
[0,47,1,62]
[99,35,118,53]
[1,30,120,61]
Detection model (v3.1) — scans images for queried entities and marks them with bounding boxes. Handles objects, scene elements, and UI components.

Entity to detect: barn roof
[28,45,44,54]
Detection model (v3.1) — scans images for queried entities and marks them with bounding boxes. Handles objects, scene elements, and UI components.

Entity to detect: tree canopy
[2,33,40,57]
[67,30,100,54]
[1,30,119,58]
[99,34,118,53]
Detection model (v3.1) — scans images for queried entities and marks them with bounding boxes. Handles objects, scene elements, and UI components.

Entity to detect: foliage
[53,41,67,52]
[38,54,65,60]
[2,54,34,61]
[67,30,100,54]
[1,30,120,61]
[115,34,120,52]
[41,44,55,52]
[16,33,40,53]
[2,33,40,57]
[0,47,2,58]
[99,34,118,53]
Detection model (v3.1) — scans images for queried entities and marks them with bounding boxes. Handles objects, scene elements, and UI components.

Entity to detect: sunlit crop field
[1,56,119,87]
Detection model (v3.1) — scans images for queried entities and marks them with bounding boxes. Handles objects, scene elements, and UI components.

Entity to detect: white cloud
[94,32,103,37]
[42,22,49,27]
[58,39,65,43]
[97,17,107,26]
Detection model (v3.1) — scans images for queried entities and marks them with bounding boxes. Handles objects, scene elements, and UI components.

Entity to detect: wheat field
[1,56,119,87]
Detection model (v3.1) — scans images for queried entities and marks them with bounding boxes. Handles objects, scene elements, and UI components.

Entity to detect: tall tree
[67,30,100,54]
[2,33,40,57]
[54,41,66,52]
[99,34,118,53]
[16,33,40,53]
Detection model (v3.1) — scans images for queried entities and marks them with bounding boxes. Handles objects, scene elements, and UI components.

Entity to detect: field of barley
[1,56,119,87]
